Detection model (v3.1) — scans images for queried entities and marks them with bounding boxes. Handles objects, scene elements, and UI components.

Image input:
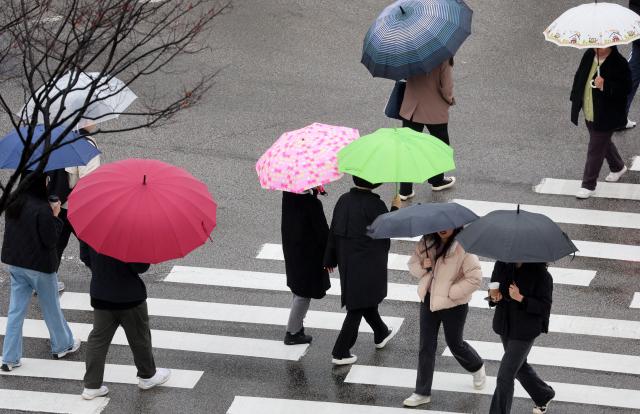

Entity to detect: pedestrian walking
[403,228,485,407]
[324,176,395,365]
[488,262,555,414]
[570,46,631,199]
[398,58,456,200]
[281,187,331,345]
[81,246,171,400]
[625,0,640,128]
[1,172,80,372]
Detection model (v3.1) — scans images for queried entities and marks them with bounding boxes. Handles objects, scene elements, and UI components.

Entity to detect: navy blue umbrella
[367,202,478,239]
[362,0,473,80]
[456,207,578,263]
[0,125,101,172]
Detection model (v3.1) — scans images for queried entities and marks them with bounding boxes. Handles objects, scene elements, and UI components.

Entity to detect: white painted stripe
[534,178,640,200]
[442,341,640,375]
[631,155,640,171]
[165,266,420,302]
[452,198,640,229]
[0,356,202,388]
[0,317,307,361]
[0,389,108,414]
[58,292,404,334]
[631,292,640,309]
[257,243,596,286]
[345,365,640,410]
[226,396,465,414]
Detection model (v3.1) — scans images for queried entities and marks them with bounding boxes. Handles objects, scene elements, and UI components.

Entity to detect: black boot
[284,328,312,345]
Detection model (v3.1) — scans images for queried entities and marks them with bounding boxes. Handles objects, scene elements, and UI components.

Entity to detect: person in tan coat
[402,227,486,408]
[398,58,456,199]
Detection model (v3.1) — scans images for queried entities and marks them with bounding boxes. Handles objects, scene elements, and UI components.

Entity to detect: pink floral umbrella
[256,123,360,193]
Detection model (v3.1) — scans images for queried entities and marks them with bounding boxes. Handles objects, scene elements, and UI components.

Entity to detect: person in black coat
[570,46,631,199]
[323,176,394,365]
[281,187,331,345]
[488,262,555,414]
[81,246,171,400]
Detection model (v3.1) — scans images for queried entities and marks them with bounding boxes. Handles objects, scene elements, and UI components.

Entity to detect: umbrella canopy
[256,123,359,193]
[67,159,217,264]
[362,0,473,80]
[337,127,455,184]
[0,125,101,172]
[367,202,478,239]
[544,2,640,48]
[21,71,137,129]
[456,207,578,263]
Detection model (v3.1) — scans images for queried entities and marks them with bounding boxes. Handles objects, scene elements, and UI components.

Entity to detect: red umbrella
[68,158,217,264]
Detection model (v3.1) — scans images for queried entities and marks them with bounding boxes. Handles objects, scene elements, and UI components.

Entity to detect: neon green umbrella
[337,127,455,184]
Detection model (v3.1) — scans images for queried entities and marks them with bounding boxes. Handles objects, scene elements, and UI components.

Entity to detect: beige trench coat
[399,60,455,125]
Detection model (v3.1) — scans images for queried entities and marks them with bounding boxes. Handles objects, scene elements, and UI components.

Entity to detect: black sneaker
[533,390,555,414]
[284,328,312,345]
[1,362,21,372]
[431,177,456,192]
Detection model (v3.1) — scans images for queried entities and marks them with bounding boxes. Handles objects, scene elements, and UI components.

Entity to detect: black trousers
[489,335,554,414]
[332,306,389,358]
[581,122,625,190]
[84,302,156,388]
[400,119,450,195]
[416,297,483,395]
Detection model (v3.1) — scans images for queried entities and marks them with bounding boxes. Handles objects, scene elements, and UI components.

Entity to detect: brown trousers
[582,122,625,190]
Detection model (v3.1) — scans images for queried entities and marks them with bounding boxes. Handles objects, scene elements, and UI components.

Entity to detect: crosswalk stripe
[534,178,640,200]
[257,244,596,286]
[0,388,108,414]
[226,396,466,414]
[0,356,203,388]
[58,292,404,334]
[0,317,308,361]
[631,155,640,171]
[452,198,640,229]
[442,341,640,375]
[630,293,640,309]
[345,365,640,410]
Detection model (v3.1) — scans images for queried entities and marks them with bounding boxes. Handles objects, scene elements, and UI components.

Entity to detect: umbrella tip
[399,5,405,14]
[143,174,146,185]
[517,204,520,214]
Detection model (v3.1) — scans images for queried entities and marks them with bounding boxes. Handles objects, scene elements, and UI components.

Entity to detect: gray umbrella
[455,207,578,263]
[367,202,479,239]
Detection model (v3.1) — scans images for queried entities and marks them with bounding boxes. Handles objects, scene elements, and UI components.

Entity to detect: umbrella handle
[590,63,601,89]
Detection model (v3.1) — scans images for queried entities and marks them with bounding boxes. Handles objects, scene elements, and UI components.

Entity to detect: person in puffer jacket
[402,227,485,408]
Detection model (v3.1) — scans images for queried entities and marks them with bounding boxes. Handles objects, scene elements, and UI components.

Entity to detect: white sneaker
[81,385,109,400]
[403,393,431,407]
[431,176,456,192]
[138,368,171,390]
[575,188,595,199]
[625,119,637,129]
[605,165,627,182]
[375,328,396,349]
[57,281,65,292]
[398,191,415,201]
[331,354,357,365]
[472,364,486,389]
[55,338,81,359]
[0,362,21,372]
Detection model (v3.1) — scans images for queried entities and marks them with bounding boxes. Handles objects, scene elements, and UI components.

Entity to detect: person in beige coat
[403,228,486,408]
[398,58,456,199]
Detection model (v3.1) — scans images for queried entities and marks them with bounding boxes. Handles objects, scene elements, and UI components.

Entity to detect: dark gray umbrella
[367,202,479,239]
[455,207,578,263]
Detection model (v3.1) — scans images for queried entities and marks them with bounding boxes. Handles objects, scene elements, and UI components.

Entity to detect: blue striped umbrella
[362,0,473,80]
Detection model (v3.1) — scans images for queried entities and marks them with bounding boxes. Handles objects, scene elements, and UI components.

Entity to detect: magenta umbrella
[67,158,217,264]
[256,123,360,193]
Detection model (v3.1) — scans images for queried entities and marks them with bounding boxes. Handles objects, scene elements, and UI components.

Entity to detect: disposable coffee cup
[488,282,500,291]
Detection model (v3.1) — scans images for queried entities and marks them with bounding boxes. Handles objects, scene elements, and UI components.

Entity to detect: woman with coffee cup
[488,262,555,414]
[403,228,485,407]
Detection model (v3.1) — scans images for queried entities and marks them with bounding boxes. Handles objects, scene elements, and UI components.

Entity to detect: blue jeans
[2,265,74,364]
[627,40,640,115]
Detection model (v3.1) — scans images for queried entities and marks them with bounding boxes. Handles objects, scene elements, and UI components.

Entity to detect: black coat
[281,191,330,299]
[324,188,390,310]
[489,262,553,341]
[2,195,62,273]
[570,48,632,132]
[87,246,150,309]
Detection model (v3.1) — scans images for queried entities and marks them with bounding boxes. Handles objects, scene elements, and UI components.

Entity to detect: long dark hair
[6,172,48,219]
[425,227,462,263]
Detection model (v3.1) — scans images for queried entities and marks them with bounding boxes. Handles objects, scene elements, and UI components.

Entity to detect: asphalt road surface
[0,0,639,413]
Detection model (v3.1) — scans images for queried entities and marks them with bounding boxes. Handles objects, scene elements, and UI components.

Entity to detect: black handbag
[384,80,406,121]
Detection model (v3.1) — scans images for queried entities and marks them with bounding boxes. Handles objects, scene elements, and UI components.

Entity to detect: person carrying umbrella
[1,172,81,372]
[323,176,396,365]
